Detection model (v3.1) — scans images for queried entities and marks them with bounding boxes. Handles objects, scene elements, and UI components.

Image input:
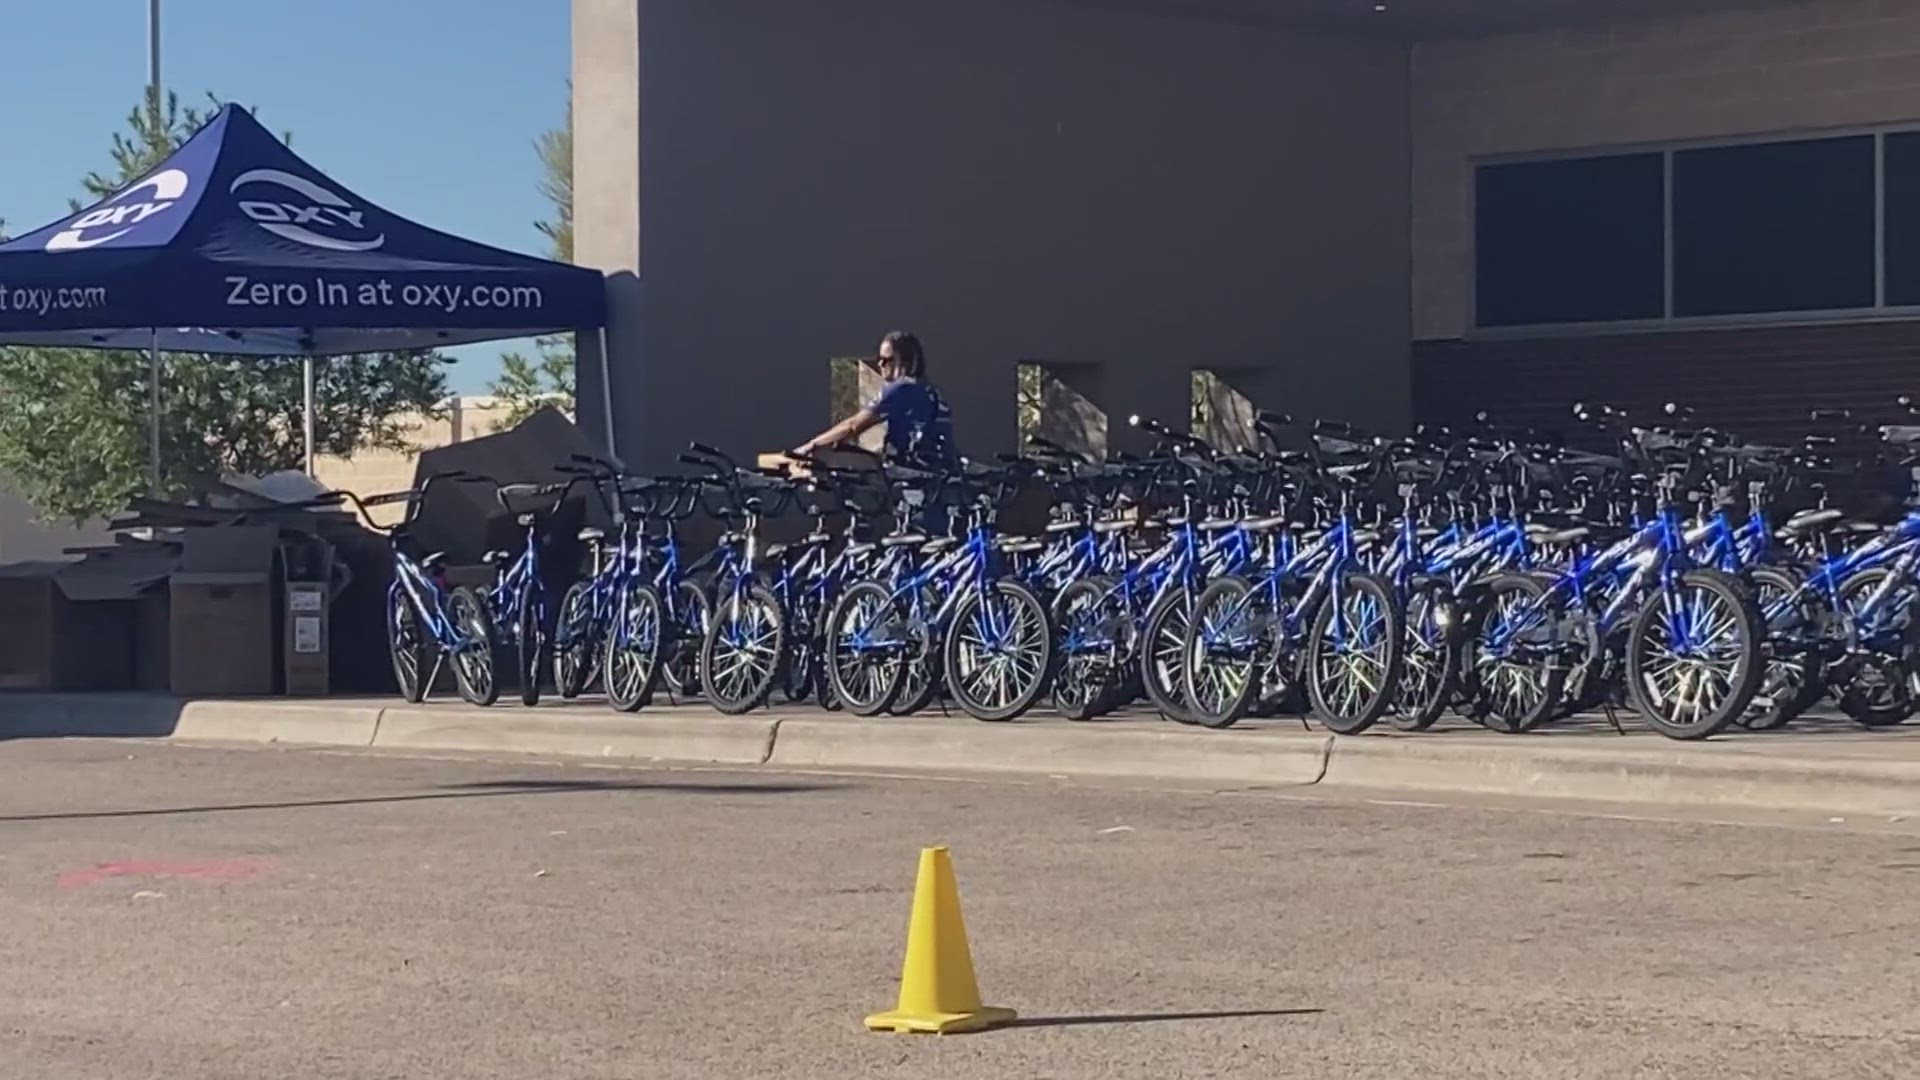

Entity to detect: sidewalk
[6,693,1920,815]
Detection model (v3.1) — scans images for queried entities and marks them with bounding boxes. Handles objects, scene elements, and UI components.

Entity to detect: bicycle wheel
[1831,568,1918,728]
[1306,573,1404,735]
[1624,568,1763,740]
[1139,590,1196,724]
[1051,576,1124,721]
[1388,575,1457,732]
[824,580,904,716]
[943,578,1053,721]
[699,581,785,715]
[1182,575,1264,729]
[386,586,428,704]
[512,594,545,707]
[603,582,663,713]
[1461,572,1564,733]
[447,586,498,707]
[777,595,823,706]
[551,580,600,700]
[1741,564,1826,731]
[661,581,710,699]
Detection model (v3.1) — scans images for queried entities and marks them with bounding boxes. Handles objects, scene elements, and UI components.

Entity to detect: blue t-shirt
[870,377,956,466]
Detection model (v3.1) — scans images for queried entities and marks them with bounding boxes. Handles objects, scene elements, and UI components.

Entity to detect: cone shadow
[1011,1008,1321,1029]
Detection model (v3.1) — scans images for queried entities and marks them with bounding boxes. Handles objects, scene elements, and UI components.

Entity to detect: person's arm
[794,406,883,456]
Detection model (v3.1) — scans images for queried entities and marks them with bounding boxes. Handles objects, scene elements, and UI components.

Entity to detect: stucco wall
[575,0,1410,468]
[1413,0,1920,339]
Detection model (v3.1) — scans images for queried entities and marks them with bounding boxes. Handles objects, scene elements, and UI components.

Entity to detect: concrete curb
[370,707,779,766]
[1323,737,1920,815]
[172,699,382,748]
[8,694,1920,814]
[768,715,1332,786]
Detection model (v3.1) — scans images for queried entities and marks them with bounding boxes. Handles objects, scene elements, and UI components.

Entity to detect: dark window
[1884,132,1920,306]
[1475,153,1666,327]
[1673,135,1875,317]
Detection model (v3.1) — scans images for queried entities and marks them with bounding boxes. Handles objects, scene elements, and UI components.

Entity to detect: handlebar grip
[1809,408,1852,421]
[1313,419,1353,436]
[687,441,724,457]
[677,453,715,468]
[363,489,418,508]
[1256,410,1293,426]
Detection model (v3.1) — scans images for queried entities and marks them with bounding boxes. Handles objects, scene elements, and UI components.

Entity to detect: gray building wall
[574,0,1410,470]
[0,482,110,563]
[1412,0,1920,340]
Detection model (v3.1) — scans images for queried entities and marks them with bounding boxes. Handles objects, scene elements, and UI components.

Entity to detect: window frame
[1468,120,1920,341]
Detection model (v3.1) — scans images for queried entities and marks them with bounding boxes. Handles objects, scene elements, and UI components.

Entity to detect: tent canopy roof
[0,104,604,355]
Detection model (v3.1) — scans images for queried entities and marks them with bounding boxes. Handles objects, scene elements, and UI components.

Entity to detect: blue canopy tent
[0,104,609,485]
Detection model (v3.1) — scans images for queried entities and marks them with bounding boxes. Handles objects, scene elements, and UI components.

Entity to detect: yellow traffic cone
[864,846,1017,1034]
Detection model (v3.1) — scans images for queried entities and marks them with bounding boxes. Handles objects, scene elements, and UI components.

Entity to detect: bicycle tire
[552,580,599,700]
[943,578,1053,721]
[1181,575,1263,729]
[824,580,904,716]
[1624,568,1763,740]
[1139,590,1196,724]
[386,586,429,704]
[448,586,499,707]
[603,582,664,713]
[517,593,544,707]
[1305,572,1404,735]
[699,581,785,715]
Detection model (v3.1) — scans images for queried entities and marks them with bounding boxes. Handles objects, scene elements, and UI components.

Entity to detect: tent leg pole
[148,330,162,495]
[303,356,316,477]
[598,327,616,458]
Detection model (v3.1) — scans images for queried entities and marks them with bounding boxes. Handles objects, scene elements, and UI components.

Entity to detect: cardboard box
[168,527,282,695]
[0,547,175,691]
[0,562,129,690]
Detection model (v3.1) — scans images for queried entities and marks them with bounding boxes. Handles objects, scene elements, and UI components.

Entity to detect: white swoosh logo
[230,168,386,252]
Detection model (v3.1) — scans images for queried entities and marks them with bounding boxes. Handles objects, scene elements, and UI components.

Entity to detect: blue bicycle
[823,461,1054,721]
[328,474,499,706]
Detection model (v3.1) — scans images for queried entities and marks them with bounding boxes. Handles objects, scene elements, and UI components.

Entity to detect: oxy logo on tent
[45,169,192,252]
[230,169,386,252]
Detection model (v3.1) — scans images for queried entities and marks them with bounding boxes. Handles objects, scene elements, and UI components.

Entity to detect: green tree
[490,86,576,429]
[0,93,449,523]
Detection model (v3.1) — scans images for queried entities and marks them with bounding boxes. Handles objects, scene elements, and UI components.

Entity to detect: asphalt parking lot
[2,738,1917,1079]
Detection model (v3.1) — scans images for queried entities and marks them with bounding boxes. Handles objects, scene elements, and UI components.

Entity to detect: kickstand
[1600,699,1627,736]
[424,653,447,700]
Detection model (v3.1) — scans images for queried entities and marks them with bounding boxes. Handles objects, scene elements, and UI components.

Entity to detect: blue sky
[0,0,570,394]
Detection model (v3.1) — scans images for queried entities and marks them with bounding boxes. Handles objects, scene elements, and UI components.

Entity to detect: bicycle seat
[1242,514,1288,533]
[421,552,448,571]
[844,541,878,557]
[1779,508,1843,535]
[483,549,515,568]
[765,533,830,561]
[1531,526,1591,547]
[1353,529,1382,548]
[998,537,1044,555]
[1093,519,1137,535]
[1197,516,1241,531]
[577,527,607,543]
[1045,519,1081,535]
[881,533,929,548]
[922,537,959,556]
